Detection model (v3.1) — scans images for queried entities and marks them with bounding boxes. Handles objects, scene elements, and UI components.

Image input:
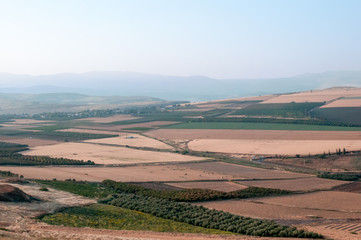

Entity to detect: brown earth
[321,98,361,108]
[166,181,248,192]
[238,177,345,191]
[332,182,361,193]
[0,184,35,202]
[178,162,311,180]
[0,136,59,147]
[75,114,140,123]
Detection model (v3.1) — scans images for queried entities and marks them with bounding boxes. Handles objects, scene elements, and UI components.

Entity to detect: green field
[166,122,361,131]
[41,204,231,234]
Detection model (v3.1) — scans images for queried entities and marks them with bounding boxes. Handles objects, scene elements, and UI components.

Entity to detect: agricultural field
[166,181,248,192]
[0,164,235,182]
[238,177,345,191]
[85,133,173,149]
[22,142,205,165]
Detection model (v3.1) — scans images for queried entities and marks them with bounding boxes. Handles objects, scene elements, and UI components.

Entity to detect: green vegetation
[0,170,22,178]
[166,121,361,131]
[232,102,323,118]
[102,180,292,202]
[311,107,361,125]
[0,142,29,153]
[317,172,361,181]
[122,127,153,131]
[101,193,322,238]
[36,180,113,198]
[40,204,231,234]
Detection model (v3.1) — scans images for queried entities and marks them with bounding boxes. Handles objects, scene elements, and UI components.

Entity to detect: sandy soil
[258,191,361,212]
[239,177,345,191]
[188,139,361,155]
[261,88,361,104]
[197,198,361,221]
[166,181,248,192]
[76,115,140,123]
[321,99,361,108]
[85,134,173,150]
[146,129,361,141]
[178,162,310,180]
[22,142,205,164]
[0,136,59,147]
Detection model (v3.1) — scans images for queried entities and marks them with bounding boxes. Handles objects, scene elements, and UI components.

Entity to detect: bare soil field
[0,165,236,182]
[0,136,59,147]
[76,114,140,123]
[10,119,55,124]
[85,134,173,150]
[261,88,361,104]
[197,199,361,221]
[239,177,345,191]
[332,182,361,193]
[321,98,361,108]
[166,181,248,192]
[265,155,361,172]
[178,162,310,179]
[147,129,361,141]
[304,222,361,240]
[188,139,361,155]
[258,191,361,212]
[23,142,205,164]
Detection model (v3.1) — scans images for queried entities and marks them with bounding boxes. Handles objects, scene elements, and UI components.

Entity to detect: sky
[0,0,361,79]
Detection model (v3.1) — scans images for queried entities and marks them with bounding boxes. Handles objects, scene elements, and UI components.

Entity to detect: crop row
[101,193,322,238]
[0,153,94,166]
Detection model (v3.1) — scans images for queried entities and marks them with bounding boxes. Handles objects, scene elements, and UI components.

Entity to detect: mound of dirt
[0,184,36,202]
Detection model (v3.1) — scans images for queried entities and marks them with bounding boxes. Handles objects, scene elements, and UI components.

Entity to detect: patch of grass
[36,180,113,198]
[165,122,361,131]
[122,127,153,131]
[40,204,232,234]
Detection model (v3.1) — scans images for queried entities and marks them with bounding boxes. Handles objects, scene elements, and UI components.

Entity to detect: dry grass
[23,142,205,164]
[321,99,361,108]
[188,139,361,155]
[0,165,235,182]
[85,134,173,149]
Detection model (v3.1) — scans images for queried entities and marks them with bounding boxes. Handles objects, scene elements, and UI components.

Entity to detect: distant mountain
[0,71,361,101]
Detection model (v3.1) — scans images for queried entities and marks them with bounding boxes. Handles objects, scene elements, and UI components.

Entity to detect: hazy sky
[0,0,360,78]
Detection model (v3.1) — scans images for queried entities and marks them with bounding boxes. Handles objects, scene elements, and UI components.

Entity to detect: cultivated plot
[85,133,173,150]
[179,162,310,179]
[0,165,235,182]
[188,139,361,155]
[239,177,345,191]
[22,142,206,164]
[166,181,248,192]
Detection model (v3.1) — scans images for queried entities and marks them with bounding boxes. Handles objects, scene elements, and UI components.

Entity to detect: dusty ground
[22,142,205,164]
[85,134,173,150]
[238,177,345,191]
[304,221,361,240]
[179,162,311,180]
[166,181,248,192]
[188,139,361,155]
[0,165,236,182]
